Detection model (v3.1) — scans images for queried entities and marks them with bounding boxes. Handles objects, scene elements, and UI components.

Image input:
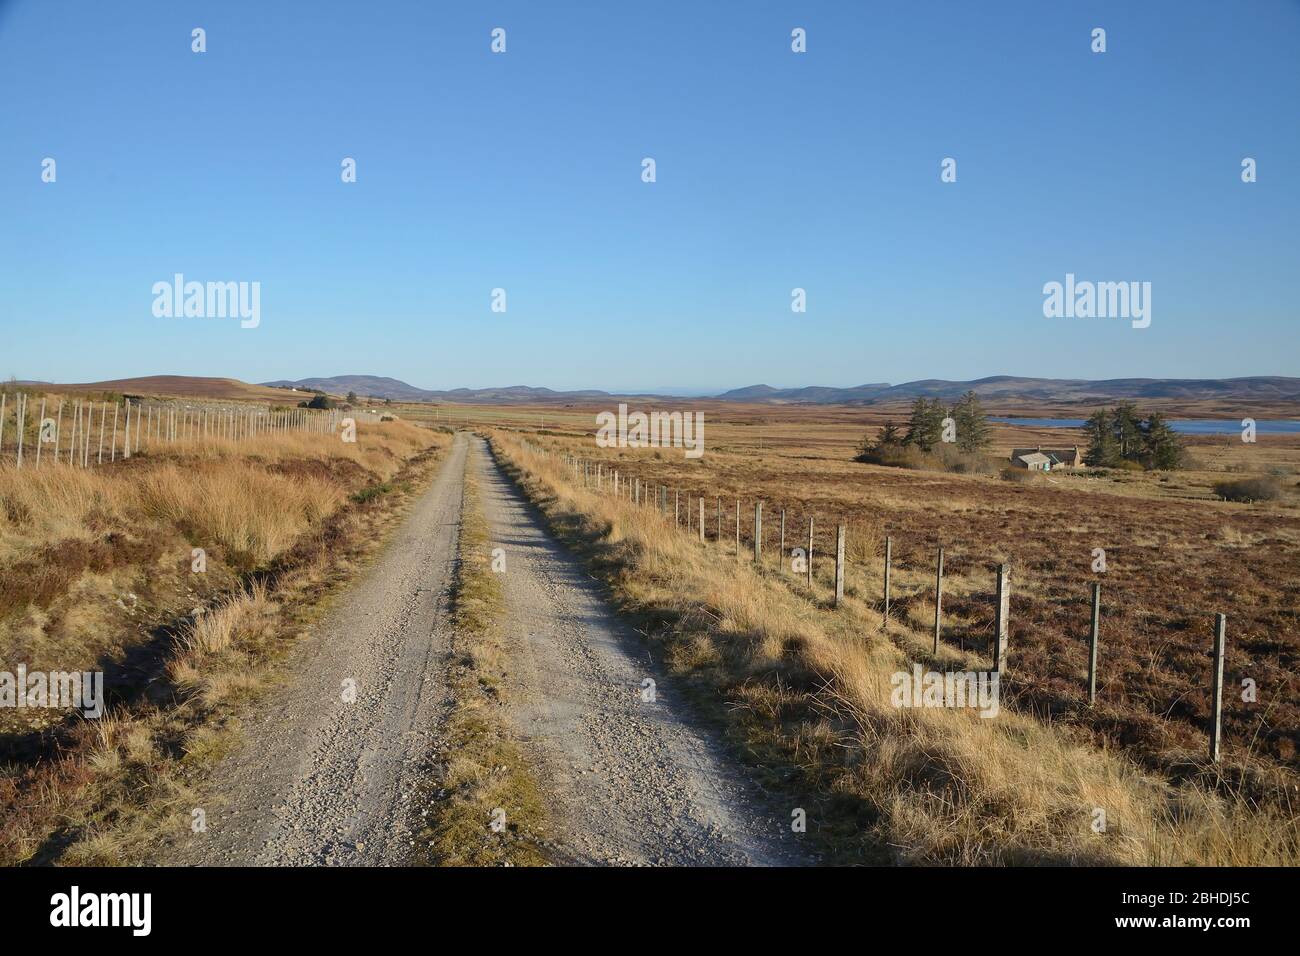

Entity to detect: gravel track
[158,431,807,866]
[160,433,468,866]
[470,437,808,866]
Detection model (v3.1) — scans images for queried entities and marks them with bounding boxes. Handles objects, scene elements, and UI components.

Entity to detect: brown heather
[486,426,1299,866]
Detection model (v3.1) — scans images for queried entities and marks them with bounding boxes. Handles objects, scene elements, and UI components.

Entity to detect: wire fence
[0,391,345,469]
[546,446,1237,765]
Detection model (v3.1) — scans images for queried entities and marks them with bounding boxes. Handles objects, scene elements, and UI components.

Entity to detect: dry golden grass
[134,465,344,567]
[0,420,435,675]
[488,431,1300,865]
[166,583,277,707]
[0,419,449,865]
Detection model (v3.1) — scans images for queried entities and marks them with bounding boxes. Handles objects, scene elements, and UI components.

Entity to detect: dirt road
[468,437,807,865]
[162,434,469,865]
[160,431,806,866]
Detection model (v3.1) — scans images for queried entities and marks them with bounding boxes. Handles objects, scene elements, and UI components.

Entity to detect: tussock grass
[488,432,1300,865]
[167,583,276,707]
[417,460,549,866]
[135,465,346,568]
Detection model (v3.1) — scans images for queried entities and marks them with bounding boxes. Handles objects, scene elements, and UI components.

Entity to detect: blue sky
[1,0,1297,394]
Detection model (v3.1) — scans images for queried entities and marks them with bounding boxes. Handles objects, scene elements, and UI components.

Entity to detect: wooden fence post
[754,502,763,563]
[675,490,680,527]
[933,547,945,653]
[993,563,1011,674]
[15,394,26,468]
[779,510,786,571]
[716,498,722,541]
[35,398,46,467]
[735,500,740,555]
[834,523,846,607]
[698,498,705,542]
[53,401,63,464]
[1088,582,1101,705]
[883,536,892,627]
[1210,613,1226,762]
[806,516,814,588]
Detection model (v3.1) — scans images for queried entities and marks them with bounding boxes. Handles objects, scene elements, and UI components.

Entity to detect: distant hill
[715,384,781,400]
[717,383,892,403]
[262,375,443,402]
[15,375,289,402]
[262,375,620,404]
[716,376,1300,405]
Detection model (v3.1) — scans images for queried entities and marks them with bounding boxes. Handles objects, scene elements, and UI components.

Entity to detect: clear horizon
[2,1,1297,389]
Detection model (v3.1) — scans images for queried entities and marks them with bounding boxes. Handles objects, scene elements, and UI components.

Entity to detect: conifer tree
[904,397,944,451]
[1083,409,1119,466]
[952,390,991,453]
[1141,412,1185,470]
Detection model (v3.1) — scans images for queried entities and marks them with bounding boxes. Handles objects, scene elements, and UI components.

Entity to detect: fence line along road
[0,390,353,470]
[553,449,1236,765]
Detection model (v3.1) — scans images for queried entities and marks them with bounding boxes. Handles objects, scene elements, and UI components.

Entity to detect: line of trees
[1083,403,1185,470]
[857,391,992,462]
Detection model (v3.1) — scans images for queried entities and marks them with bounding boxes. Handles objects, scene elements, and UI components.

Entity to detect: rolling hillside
[262,375,622,403]
[15,376,292,402]
[716,376,1300,405]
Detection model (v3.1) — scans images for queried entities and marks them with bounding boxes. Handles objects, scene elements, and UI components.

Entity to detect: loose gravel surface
[470,437,809,866]
[160,434,469,866]
[158,432,808,866]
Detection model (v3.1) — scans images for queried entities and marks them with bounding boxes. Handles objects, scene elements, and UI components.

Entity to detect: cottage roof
[1011,445,1080,463]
